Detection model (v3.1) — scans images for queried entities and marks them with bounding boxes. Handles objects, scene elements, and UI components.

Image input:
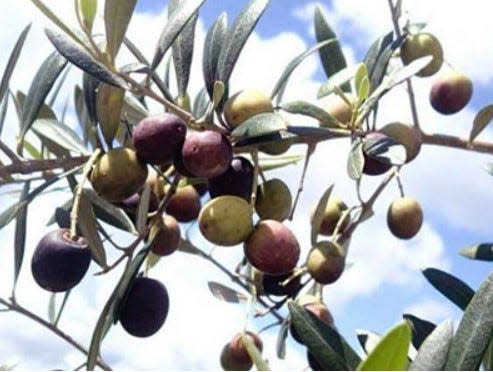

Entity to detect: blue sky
[0,0,493,370]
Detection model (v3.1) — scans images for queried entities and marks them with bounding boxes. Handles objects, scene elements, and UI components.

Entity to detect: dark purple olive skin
[193,182,208,196]
[132,114,187,165]
[429,73,473,114]
[262,271,302,297]
[119,277,169,338]
[208,156,254,201]
[181,131,233,178]
[31,229,91,292]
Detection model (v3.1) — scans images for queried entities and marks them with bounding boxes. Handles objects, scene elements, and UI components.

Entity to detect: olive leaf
[151,0,206,70]
[95,83,125,147]
[207,281,248,303]
[104,0,137,62]
[77,0,97,32]
[459,243,493,261]
[422,267,474,310]
[310,184,334,246]
[216,0,270,84]
[0,23,31,105]
[314,6,347,84]
[410,320,453,371]
[241,334,270,371]
[13,181,30,292]
[279,100,340,129]
[231,113,287,140]
[470,104,493,143]
[203,13,227,98]
[403,313,437,350]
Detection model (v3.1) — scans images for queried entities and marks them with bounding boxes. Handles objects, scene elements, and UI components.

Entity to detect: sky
[1,0,493,370]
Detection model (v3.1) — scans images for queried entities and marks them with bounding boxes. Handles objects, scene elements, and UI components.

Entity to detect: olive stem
[0,155,89,179]
[289,143,316,220]
[0,297,111,370]
[250,149,259,208]
[0,139,22,163]
[386,0,421,130]
[69,149,101,240]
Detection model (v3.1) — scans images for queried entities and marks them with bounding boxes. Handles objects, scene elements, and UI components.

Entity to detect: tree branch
[422,132,493,154]
[0,156,89,178]
[0,297,111,370]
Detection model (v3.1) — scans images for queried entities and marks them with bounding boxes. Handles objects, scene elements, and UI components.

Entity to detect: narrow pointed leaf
[78,0,97,32]
[410,320,453,371]
[45,29,126,88]
[422,268,474,310]
[311,185,334,245]
[104,0,137,61]
[357,321,411,371]
[95,83,125,146]
[317,63,362,99]
[470,104,493,143]
[363,31,393,90]
[460,243,493,262]
[87,241,154,370]
[78,189,107,268]
[31,119,89,155]
[151,0,205,70]
[0,94,9,139]
[279,100,340,128]
[231,113,287,140]
[20,51,67,139]
[364,135,406,166]
[217,0,270,84]
[347,138,364,180]
[288,301,361,370]
[241,334,270,371]
[136,183,151,235]
[272,39,335,102]
[0,24,31,105]
[145,251,161,271]
[314,6,347,83]
[169,0,198,97]
[276,319,289,359]
[203,13,227,98]
[13,181,30,290]
[403,314,436,350]
[259,154,304,172]
[207,281,247,303]
[192,87,210,118]
[178,238,203,256]
[445,271,493,370]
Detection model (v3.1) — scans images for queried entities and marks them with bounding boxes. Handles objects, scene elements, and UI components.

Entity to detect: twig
[0,140,21,163]
[422,132,493,154]
[387,0,421,130]
[0,297,111,370]
[0,156,89,178]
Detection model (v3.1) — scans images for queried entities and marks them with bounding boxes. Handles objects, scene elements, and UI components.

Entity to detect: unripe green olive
[387,197,423,239]
[400,32,444,77]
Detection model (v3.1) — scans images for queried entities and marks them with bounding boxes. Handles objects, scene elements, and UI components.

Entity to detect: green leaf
[317,63,362,99]
[356,330,382,355]
[403,314,436,350]
[17,91,57,120]
[241,334,270,371]
[151,0,206,70]
[84,188,137,234]
[470,104,493,143]
[104,0,136,62]
[87,242,154,370]
[136,183,150,235]
[310,184,334,245]
[95,83,125,146]
[279,100,340,129]
[78,0,97,32]
[0,24,31,105]
[192,87,210,118]
[178,238,203,256]
[483,337,493,371]
[45,29,126,88]
[410,320,453,371]
[231,113,287,140]
[354,63,369,99]
[459,243,493,262]
[208,281,248,303]
[203,13,227,98]
[169,0,198,97]
[288,301,361,370]
[357,321,411,371]
[31,119,89,155]
[145,251,161,272]
[19,51,67,141]
[217,0,270,84]
[347,138,364,180]
[0,94,9,136]
[78,189,107,268]
[272,39,336,103]
[13,181,30,291]
[314,6,347,83]
[422,268,474,310]
[445,271,493,370]
[258,154,304,172]
[363,135,406,166]
[276,319,289,359]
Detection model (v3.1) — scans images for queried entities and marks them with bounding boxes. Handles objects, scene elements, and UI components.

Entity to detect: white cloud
[403,298,459,325]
